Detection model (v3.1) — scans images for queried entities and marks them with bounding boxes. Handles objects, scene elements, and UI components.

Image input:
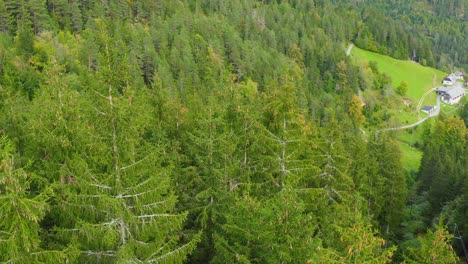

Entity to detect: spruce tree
[372,135,407,237]
[212,190,321,263]
[0,136,76,262]
[50,20,200,262]
[403,222,459,263]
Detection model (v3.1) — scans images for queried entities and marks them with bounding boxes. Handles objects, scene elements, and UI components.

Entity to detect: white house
[453,71,464,80]
[442,72,464,86]
[437,86,466,105]
[442,77,454,85]
[421,106,435,114]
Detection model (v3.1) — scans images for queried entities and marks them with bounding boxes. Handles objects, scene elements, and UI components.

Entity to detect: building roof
[445,86,465,98]
[422,106,433,112]
[443,77,454,83]
[454,71,464,77]
[443,72,464,84]
[437,87,452,93]
[438,86,466,99]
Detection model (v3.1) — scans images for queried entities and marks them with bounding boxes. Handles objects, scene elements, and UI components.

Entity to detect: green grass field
[350,46,448,172]
[351,46,446,103]
[399,142,423,172]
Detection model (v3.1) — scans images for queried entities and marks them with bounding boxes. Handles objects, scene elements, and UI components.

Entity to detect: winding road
[376,95,440,135]
[416,87,437,119]
[344,43,443,136]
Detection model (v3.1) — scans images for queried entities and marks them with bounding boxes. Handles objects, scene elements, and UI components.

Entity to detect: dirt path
[376,95,440,135]
[346,44,354,56]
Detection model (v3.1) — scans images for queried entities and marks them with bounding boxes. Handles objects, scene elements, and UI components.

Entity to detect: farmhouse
[442,77,454,85]
[442,72,465,86]
[454,71,464,80]
[437,86,466,105]
[421,106,435,114]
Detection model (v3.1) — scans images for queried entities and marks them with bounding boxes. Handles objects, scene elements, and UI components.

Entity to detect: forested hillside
[340,0,467,71]
[0,0,466,263]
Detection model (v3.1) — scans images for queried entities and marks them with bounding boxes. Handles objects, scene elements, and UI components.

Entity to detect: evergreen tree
[0,136,76,262]
[0,0,8,33]
[461,103,468,127]
[319,212,395,263]
[49,20,200,262]
[403,222,459,264]
[370,135,407,237]
[27,0,50,33]
[418,117,467,216]
[213,190,321,263]
[15,20,34,59]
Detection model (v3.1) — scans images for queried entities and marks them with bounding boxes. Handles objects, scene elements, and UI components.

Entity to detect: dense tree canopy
[0,0,465,263]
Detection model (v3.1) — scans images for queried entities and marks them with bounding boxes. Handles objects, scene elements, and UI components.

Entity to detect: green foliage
[351,46,446,103]
[0,1,463,262]
[369,135,408,237]
[461,103,468,127]
[15,24,34,59]
[345,0,466,70]
[213,191,321,263]
[318,212,396,263]
[0,136,77,262]
[418,117,467,214]
[403,222,459,264]
[396,81,408,96]
[348,95,365,125]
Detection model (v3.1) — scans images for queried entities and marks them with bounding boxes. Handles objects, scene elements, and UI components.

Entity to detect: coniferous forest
[0,0,467,263]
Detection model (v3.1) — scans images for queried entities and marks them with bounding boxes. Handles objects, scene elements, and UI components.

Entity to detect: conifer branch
[148,235,200,263]
[61,201,110,214]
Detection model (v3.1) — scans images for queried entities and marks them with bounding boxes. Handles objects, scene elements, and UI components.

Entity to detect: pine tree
[418,117,467,215]
[0,136,77,262]
[259,67,318,190]
[50,20,200,262]
[24,60,91,184]
[318,212,395,263]
[212,190,322,263]
[27,0,50,34]
[0,0,8,32]
[403,222,459,263]
[370,135,407,237]
[174,91,241,263]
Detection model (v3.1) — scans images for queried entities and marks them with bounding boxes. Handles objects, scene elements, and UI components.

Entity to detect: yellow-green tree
[404,223,459,263]
[348,95,365,125]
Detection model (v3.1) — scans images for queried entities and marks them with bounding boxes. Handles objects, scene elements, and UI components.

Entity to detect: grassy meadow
[351,46,446,104]
[350,46,448,172]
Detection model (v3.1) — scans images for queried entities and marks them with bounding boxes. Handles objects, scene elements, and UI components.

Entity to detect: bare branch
[136,214,178,219]
[82,250,117,257]
[120,156,150,171]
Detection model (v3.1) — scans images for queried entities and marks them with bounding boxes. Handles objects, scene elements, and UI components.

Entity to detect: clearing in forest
[349,46,448,172]
[351,46,446,103]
